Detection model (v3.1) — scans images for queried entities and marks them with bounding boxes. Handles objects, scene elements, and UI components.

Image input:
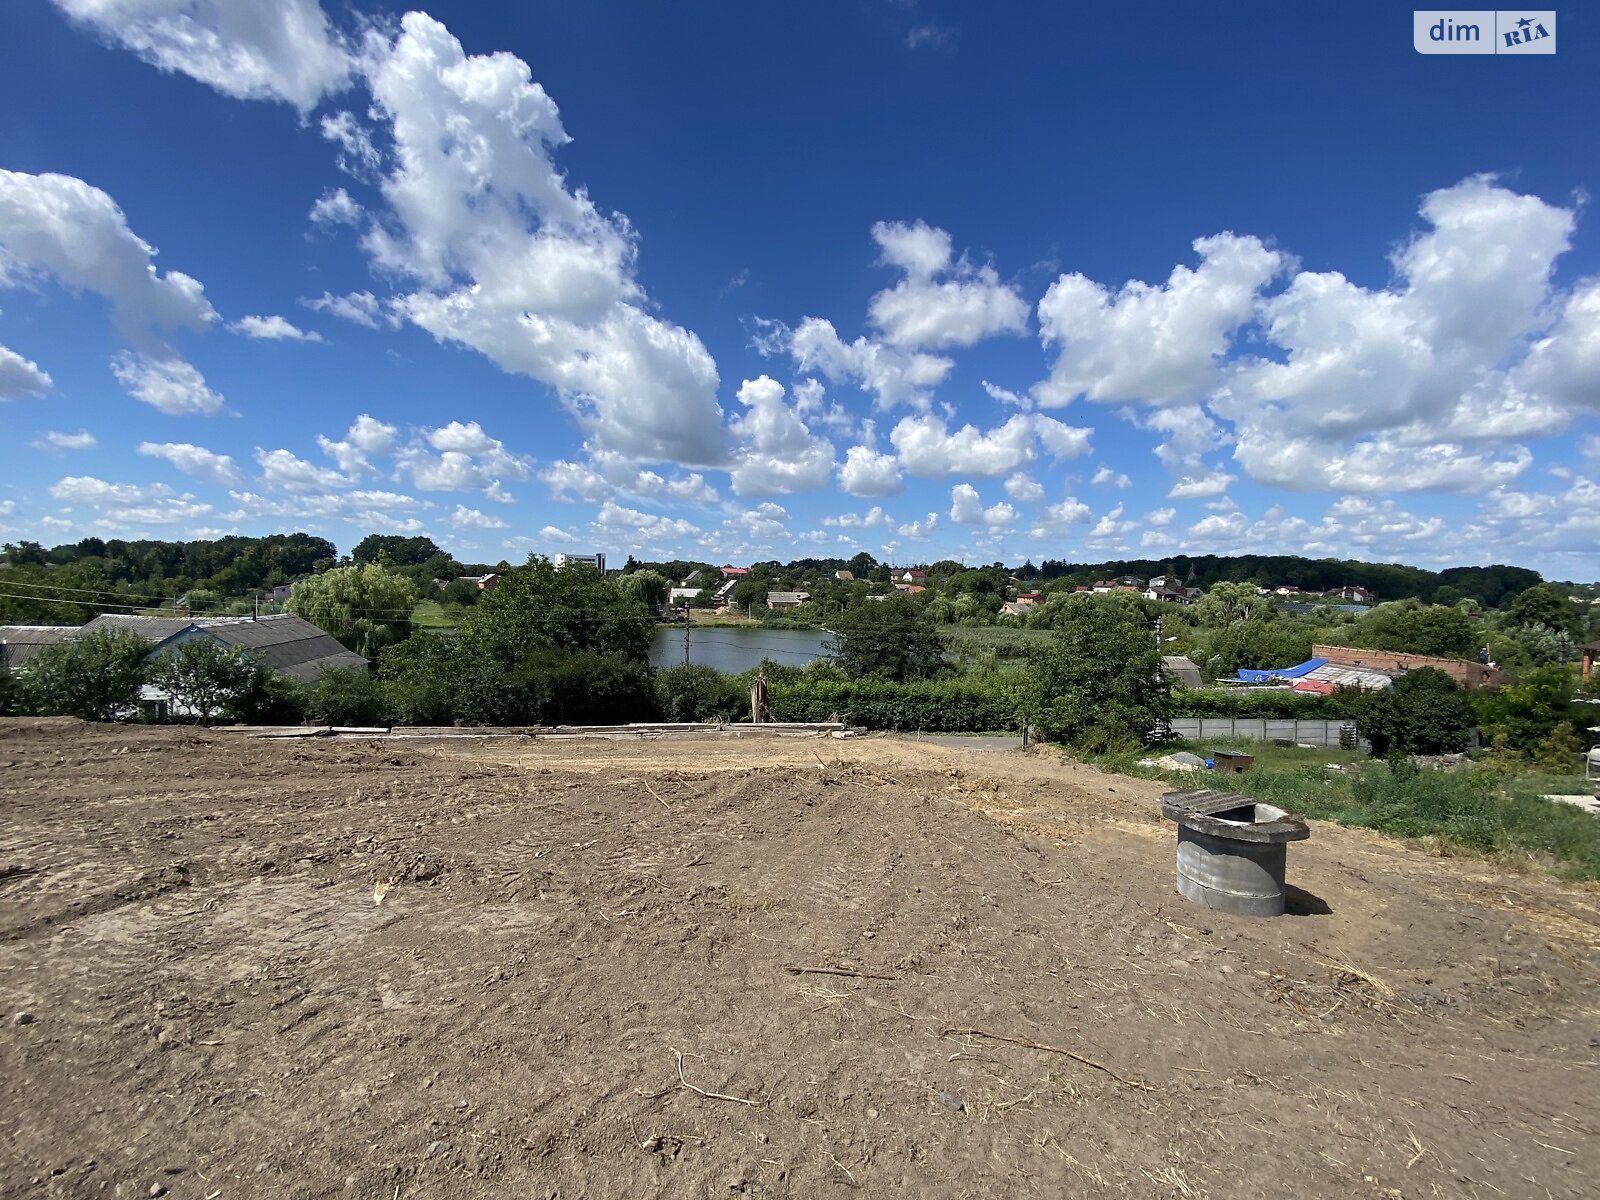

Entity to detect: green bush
[769,675,1027,732]
[377,633,458,724]
[150,639,266,725]
[1344,667,1476,757]
[655,664,747,722]
[229,671,307,724]
[1352,761,1500,850]
[1027,597,1171,752]
[304,667,389,726]
[1170,689,1350,718]
[1218,756,1600,881]
[16,629,151,721]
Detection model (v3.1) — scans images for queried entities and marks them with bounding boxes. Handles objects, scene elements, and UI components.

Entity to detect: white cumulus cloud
[361,14,725,465]
[309,186,362,227]
[138,440,240,484]
[0,170,217,342]
[111,353,224,415]
[0,344,53,399]
[867,219,1028,350]
[949,483,1016,528]
[302,290,385,328]
[36,429,96,450]
[452,505,508,530]
[230,314,324,342]
[726,375,834,496]
[1036,232,1283,406]
[51,0,352,111]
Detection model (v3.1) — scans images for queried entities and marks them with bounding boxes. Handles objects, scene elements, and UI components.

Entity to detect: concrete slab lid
[1160,789,1310,844]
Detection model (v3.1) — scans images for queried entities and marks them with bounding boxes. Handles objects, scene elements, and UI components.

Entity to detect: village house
[1143,584,1193,605]
[80,613,369,684]
[765,591,811,610]
[1331,585,1376,603]
[0,625,78,672]
[897,569,928,585]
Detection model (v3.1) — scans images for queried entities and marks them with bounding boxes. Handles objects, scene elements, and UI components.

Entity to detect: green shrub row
[768,677,1028,732]
[1169,689,1351,718]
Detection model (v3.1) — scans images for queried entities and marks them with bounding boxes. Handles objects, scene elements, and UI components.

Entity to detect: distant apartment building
[553,552,607,574]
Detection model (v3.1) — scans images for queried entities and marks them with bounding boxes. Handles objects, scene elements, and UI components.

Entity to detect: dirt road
[2,719,1596,1198]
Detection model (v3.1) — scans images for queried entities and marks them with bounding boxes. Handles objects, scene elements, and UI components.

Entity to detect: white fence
[1166,717,1365,750]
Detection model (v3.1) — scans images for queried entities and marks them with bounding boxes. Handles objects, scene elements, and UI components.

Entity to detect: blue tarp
[1235,657,1327,683]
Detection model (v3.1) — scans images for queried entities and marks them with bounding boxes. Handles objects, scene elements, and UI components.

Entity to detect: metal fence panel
[1165,716,1364,750]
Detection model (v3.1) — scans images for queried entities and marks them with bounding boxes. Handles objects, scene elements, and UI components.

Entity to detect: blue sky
[2,1,1597,577]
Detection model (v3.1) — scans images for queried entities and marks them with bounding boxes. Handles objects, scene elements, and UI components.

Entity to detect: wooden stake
[940,1027,1150,1089]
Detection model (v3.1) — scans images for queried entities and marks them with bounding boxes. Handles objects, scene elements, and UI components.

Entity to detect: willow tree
[288,563,417,658]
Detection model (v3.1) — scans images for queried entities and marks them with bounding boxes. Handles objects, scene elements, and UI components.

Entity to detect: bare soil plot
[1,719,1597,1198]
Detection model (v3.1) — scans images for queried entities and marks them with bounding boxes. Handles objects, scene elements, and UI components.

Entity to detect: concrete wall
[1167,716,1367,750]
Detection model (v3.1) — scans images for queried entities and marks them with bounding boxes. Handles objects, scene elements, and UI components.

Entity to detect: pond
[649,625,831,674]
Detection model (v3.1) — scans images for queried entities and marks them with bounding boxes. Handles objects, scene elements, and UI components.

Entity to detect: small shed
[1161,655,1203,690]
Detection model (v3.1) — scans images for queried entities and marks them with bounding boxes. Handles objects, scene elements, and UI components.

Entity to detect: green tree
[229,671,307,725]
[350,535,443,566]
[1475,664,1578,751]
[656,664,746,721]
[1341,601,1476,658]
[3,541,48,568]
[1533,722,1583,774]
[1205,620,1315,678]
[17,630,151,721]
[1027,597,1170,753]
[304,667,389,726]
[618,570,671,610]
[1345,667,1475,758]
[391,557,660,726]
[288,563,418,658]
[150,638,266,724]
[459,557,654,666]
[1507,583,1581,635]
[377,633,460,725]
[730,579,767,610]
[1192,582,1272,628]
[826,596,945,682]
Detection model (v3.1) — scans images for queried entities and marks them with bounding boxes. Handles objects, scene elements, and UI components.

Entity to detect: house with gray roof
[80,613,367,682]
[0,626,79,672]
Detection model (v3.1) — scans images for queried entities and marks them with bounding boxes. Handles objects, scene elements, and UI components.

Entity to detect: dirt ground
[2,720,1597,1199]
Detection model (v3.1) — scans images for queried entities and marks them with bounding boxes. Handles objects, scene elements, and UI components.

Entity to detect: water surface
[649,625,830,673]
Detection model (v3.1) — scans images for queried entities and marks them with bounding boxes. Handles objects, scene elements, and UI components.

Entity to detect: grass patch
[1116,739,1600,882]
[411,600,460,631]
[939,626,1054,660]
[686,610,757,626]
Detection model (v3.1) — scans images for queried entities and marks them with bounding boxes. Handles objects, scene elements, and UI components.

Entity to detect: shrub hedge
[1169,689,1351,718]
[768,676,1028,732]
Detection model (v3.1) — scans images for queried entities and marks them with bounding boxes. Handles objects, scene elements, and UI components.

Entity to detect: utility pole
[682,602,691,666]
